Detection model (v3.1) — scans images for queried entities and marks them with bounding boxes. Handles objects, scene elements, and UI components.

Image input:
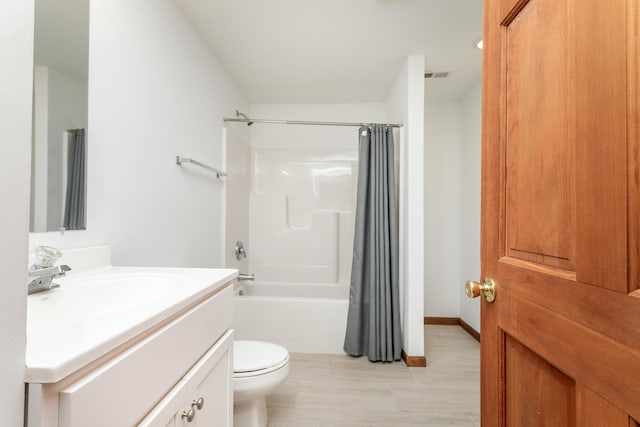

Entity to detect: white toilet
[233,340,290,427]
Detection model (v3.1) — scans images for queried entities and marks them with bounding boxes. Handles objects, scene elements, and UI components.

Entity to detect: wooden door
[480,0,640,425]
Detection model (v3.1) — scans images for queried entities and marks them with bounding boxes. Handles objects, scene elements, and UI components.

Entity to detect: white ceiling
[175,0,483,104]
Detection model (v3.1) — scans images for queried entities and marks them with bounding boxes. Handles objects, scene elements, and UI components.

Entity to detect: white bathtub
[232,282,349,354]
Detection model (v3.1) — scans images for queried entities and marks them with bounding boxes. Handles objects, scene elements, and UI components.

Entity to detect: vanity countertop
[26,266,237,384]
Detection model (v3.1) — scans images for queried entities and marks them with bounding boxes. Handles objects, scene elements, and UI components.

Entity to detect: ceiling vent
[424,71,451,79]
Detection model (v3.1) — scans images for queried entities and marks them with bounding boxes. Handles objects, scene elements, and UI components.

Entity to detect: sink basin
[28,272,183,321]
[69,273,181,306]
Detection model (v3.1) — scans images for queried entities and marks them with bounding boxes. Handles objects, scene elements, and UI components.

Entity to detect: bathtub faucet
[238,273,255,282]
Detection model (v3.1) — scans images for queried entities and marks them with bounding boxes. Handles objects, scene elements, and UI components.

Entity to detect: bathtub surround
[244,103,388,286]
[249,149,357,284]
[344,125,401,362]
[0,1,34,424]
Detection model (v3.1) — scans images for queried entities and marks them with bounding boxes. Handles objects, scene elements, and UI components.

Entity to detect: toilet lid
[234,340,289,374]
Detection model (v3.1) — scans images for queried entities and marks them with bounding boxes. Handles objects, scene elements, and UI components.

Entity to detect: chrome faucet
[28,265,71,295]
[237,273,254,282]
[27,246,71,295]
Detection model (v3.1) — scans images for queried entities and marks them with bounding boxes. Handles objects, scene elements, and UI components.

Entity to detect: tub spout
[238,273,255,281]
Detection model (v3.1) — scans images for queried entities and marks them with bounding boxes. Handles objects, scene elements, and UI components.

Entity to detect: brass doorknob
[465,278,496,303]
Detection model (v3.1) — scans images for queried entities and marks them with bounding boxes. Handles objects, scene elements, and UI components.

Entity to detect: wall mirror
[30,0,89,232]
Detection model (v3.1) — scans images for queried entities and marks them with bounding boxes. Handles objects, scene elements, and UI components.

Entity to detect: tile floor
[266,325,480,427]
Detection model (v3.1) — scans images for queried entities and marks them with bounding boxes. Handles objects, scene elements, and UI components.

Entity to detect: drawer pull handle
[192,397,205,410]
[182,408,195,423]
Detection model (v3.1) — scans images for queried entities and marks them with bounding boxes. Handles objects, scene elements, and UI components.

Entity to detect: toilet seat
[233,340,289,378]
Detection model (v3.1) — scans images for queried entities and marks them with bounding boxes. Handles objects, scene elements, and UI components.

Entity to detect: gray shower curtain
[63,129,86,230]
[343,124,401,362]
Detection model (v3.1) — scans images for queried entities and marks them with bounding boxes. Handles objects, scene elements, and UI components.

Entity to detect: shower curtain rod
[223,117,404,128]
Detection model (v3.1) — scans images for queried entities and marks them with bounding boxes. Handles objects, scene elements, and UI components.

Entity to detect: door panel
[497,287,640,419]
[576,385,628,427]
[481,0,640,425]
[505,337,575,427]
[504,0,576,272]
[574,0,628,292]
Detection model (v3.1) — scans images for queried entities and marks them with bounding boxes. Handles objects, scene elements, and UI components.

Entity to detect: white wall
[459,81,482,331]
[0,1,34,424]
[30,0,249,268]
[424,100,462,318]
[423,81,482,332]
[388,55,425,358]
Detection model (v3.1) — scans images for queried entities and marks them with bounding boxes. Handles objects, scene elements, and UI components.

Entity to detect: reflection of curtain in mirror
[63,129,86,230]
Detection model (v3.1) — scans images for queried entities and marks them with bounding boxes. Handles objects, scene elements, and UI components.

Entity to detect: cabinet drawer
[59,285,232,427]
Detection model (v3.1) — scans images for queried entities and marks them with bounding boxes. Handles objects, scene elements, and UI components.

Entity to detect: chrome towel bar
[176,155,227,178]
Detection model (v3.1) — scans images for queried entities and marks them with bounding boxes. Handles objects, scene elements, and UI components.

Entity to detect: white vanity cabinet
[139,330,233,427]
[26,273,235,427]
